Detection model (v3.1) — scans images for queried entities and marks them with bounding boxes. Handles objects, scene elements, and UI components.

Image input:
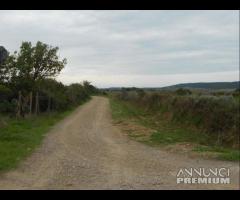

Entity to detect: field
[109,88,240,161]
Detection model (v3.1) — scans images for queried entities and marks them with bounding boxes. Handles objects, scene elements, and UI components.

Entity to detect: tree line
[0,42,99,117]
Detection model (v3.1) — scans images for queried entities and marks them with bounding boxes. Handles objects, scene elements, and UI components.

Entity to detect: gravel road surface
[0,97,239,189]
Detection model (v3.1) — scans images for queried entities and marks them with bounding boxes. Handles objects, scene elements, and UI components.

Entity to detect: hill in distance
[103,81,240,91]
[161,81,240,90]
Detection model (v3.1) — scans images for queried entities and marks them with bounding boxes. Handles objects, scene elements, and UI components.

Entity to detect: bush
[175,88,192,95]
[0,85,16,114]
[113,91,240,147]
[0,85,13,101]
[66,83,90,106]
[233,88,240,97]
[0,100,17,113]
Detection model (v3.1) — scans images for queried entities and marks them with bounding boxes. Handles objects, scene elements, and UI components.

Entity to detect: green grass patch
[110,97,145,121]
[149,129,208,146]
[193,146,240,161]
[0,108,75,172]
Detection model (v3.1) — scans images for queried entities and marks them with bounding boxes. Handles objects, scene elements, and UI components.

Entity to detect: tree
[9,41,67,85]
[4,41,67,116]
[66,83,89,105]
[83,80,98,95]
[0,46,8,65]
[0,46,9,84]
[38,78,68,111]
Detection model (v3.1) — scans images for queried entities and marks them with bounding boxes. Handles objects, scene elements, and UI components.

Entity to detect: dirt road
[0,96,239,189]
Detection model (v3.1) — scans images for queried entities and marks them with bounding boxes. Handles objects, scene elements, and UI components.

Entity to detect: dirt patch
[113,113,231,161]
[164,143,196,153]
[113,120,155,142]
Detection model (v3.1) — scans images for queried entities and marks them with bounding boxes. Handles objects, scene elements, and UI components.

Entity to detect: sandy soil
[0,96,239,190]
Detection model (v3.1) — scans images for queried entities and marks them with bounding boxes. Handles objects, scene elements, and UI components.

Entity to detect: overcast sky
[0,10,239,88]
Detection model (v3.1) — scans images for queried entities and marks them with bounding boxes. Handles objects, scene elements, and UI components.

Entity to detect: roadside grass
[110,97,144,122]
[149,129,209,146]
[0,104,80,172]
[0,111,72,172]
[109,97,240,161]
[193,146,240,161]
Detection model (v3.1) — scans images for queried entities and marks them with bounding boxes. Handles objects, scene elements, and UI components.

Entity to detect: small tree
[83,80,98,95]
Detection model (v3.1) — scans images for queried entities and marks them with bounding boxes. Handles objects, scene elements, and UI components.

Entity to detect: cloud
[0,10,238,87]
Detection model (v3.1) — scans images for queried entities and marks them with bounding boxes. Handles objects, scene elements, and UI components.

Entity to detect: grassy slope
[0,94,93,173]
[110,97,240,161]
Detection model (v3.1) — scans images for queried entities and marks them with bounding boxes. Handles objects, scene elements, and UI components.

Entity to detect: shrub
[233,88,240,98]
[113,91,240,147]
[0,84,13,101]
[175,88,192,95]
[0,100,17,113]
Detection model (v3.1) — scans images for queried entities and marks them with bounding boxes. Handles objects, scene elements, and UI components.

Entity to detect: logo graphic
[176,167,230,184]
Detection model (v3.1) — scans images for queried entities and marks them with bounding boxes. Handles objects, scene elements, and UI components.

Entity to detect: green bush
[38,79,96,112]
[0,85,16,114]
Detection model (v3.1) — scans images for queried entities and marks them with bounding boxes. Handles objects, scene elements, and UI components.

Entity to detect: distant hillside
[162,81,240,90]
[102,81,240,91]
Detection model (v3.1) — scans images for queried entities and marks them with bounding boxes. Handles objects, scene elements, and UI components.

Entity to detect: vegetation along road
[0,97,239,189]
